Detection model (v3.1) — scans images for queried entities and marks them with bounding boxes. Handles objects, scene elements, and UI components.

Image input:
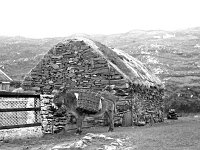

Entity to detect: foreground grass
[113,117,200,150]
[1,116,200,150]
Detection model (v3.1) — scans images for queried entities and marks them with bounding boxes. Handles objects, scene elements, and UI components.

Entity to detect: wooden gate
[0,91,41,130]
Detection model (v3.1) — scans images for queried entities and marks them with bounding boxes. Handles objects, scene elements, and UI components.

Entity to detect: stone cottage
[22,37,164,132]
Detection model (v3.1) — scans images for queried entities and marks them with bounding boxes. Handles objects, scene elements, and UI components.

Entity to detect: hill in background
[1,27,200,112]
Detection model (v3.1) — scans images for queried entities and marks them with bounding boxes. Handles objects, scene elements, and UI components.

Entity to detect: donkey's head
[52,89,78,110]
[52,89,66,110]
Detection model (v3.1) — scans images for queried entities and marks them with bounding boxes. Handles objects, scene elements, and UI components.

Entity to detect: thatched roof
[22,37,164,94]
[73,37,163,88]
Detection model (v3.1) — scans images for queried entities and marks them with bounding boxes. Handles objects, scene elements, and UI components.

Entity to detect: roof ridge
[0,69,13,81]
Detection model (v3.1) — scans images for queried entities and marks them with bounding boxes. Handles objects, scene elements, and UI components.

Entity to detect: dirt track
[1,116,200,150]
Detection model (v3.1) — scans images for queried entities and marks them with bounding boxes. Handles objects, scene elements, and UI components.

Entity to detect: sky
[0,0,200,38]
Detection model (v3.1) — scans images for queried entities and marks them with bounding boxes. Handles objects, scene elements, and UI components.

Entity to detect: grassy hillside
[0,36,65,80]
[1,27,200,112]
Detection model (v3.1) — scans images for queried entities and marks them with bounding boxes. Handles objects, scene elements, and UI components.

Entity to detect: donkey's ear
[63,88,67,93]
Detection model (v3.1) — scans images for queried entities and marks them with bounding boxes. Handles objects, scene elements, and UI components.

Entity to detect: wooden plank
[0,107,41,112]
[0,91,40,98]
[0,94,40,98]
[0,123,41,130]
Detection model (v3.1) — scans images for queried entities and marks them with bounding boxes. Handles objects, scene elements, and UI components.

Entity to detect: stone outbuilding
[22,37,164,132]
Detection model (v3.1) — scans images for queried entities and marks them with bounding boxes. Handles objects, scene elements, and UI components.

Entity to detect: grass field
[1,116,200,150]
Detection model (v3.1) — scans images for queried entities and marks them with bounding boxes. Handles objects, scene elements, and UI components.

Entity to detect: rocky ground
[1,116,200,150]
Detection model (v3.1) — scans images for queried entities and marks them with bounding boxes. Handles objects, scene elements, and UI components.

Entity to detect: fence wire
[0,97,41,127]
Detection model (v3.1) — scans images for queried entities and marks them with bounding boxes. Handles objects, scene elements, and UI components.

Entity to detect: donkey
[52,89,117,134]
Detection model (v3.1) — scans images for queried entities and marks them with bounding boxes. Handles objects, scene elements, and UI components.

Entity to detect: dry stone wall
[22,38,164,133]
[22,39,126,94]
[40,95,54,134]
[41,95,72,134]
[40,95,95,134]
[22,39,128,134]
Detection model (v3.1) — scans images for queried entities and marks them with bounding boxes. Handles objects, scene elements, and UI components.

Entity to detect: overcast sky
[0,0,200,38]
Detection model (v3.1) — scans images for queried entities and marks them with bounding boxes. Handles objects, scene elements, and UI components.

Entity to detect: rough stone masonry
[22,37,164,133]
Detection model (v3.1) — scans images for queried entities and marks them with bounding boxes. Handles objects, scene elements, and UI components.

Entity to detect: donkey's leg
[76,114,85,134]
[107,110,114,132]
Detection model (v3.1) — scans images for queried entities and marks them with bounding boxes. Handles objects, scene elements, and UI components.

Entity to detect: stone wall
[22,39,126,94]
[40,95,54,134]
[40,95,95,134]
[22,38,164,132]
[41,95,69,134]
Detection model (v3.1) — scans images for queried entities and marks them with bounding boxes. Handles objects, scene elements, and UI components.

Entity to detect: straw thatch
[91,39,163,87]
